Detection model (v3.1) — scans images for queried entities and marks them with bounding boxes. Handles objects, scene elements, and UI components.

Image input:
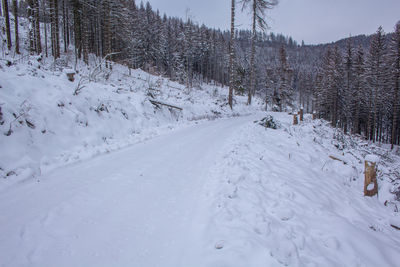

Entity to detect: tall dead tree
[241,0,278,105]
[2,0,12,50]
[228,0,235,109]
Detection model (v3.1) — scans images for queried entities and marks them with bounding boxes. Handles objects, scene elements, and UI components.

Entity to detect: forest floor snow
[0,112,399,267]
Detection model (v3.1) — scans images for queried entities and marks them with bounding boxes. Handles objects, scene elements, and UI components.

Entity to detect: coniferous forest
[1,0,399,147]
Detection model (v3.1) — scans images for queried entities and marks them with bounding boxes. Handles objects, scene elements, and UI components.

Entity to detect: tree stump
[65,69,76,82]
[312,111,317,120]
[293,113,298,125]
[364,156,379,197]
[299,108,304,121]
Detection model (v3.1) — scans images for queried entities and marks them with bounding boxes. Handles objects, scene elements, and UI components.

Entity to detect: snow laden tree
[342,40,354,133]
[389,22,400,149]
[240,0,278,105]
[366,27,386,142]
[316,46,344,125]
[352,45,366,135]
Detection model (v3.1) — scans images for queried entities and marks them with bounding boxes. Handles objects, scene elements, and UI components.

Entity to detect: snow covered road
[0,116,256,267]
[1,113,400,267]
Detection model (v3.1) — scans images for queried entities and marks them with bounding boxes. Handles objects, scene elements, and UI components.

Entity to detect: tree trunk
[247,0,257,105]
[72,0,81,59]
[2,0,12,50]
[43,0,48,57]
[228,0,235,109]
[391,26,400,149]
[27,0,35,54]
[62,0,67,53]
[82,2,89,64]
[34,0,42,54]
[12,0,19,54]
[55,0,60,58]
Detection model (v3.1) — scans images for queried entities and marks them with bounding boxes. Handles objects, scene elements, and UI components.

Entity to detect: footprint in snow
[277,209,294,221]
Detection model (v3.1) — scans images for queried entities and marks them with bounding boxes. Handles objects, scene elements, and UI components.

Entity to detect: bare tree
[241,0,278,105]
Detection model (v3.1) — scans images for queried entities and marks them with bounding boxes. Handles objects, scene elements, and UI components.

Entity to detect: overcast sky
[145,0,400,45]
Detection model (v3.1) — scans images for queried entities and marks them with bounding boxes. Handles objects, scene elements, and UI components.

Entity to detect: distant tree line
[308,25,400,148]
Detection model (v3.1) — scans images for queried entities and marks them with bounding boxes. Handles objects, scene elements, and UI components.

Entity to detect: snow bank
[197,112,400,266]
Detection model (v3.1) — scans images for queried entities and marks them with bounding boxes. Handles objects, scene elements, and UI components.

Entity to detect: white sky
[145,0,400,45]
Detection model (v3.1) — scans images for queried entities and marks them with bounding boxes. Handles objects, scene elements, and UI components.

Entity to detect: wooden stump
[300,108,304,121]
[364,160,378,197]
[66,71,76,82]
[293,113,298,125]
[312,111,317,120]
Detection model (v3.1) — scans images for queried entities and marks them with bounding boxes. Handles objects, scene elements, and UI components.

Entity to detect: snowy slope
[0,57,261,191]
[199,113,400,266]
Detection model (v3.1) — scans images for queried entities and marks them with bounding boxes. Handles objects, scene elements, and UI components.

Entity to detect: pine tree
[352,45,366,135]
[366,27,386,141]
[342,40,354,132]
[389,22,400,148]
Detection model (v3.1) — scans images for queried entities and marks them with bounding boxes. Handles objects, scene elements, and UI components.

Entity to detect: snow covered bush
[256,115,279,129]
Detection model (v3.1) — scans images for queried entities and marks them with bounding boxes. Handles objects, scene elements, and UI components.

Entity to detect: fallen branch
[391,224,400,231]
[329,155,348,165]
[149,100,182,111]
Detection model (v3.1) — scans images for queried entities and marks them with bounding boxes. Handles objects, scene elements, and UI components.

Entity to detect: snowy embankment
[199,113,400,266]
[0,58,261,191]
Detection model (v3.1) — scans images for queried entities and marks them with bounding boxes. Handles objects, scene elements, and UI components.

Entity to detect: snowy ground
[199,113,400,267]
[1,112,399,267]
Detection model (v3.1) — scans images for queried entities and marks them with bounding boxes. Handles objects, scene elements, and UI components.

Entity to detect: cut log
[364,157,378,197]
[293,113,298,125]
[312,111,317,120]
[65,69,76,82]
[300,108,304,121]
[149,100,183,111]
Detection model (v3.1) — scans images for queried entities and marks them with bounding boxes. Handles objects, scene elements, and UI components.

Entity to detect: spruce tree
[389,22,400,148]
